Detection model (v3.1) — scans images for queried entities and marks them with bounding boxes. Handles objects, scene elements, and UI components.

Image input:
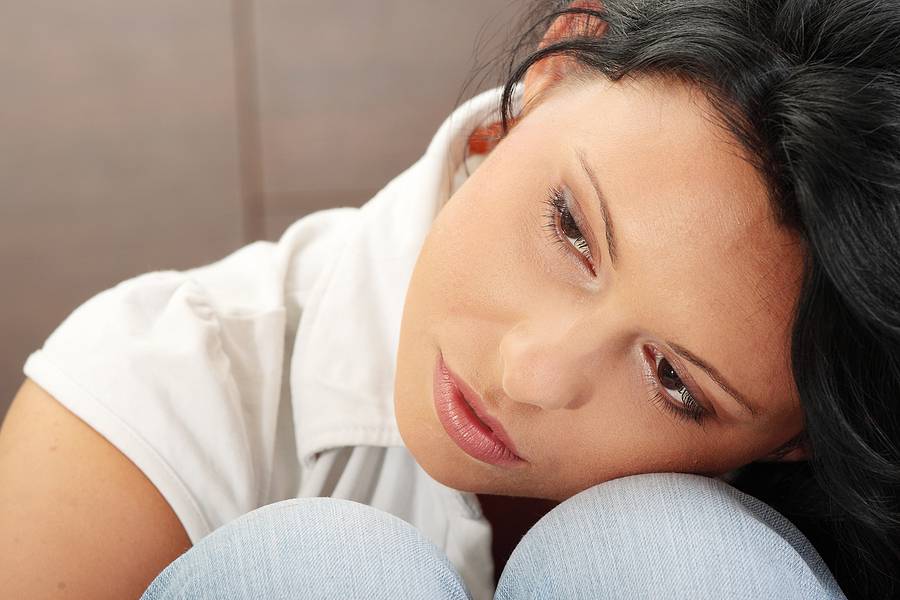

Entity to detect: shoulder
[21,210,356,537]
[24,262,284,538]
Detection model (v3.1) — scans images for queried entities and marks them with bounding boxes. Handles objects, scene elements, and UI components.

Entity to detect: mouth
[432,352,526,468]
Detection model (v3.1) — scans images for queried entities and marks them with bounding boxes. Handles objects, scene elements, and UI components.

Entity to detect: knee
[142,497,471,600]
[206,496,412,545]
[496,472,844,600]
[182,497,419,561]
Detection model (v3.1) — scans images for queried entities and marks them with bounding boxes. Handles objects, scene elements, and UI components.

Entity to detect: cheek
[532,388,781,499]
[416,187,539,317]
[534,397,675,479]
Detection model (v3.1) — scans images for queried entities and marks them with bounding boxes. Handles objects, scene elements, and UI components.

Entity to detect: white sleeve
[22,242,289,544]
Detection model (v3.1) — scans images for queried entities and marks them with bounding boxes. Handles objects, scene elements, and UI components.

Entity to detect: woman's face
[394,75,806,501]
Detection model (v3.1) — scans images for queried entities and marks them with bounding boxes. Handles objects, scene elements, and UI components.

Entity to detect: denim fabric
[495,472,847,600]
[141,472,847,600]
[140,496,472,600]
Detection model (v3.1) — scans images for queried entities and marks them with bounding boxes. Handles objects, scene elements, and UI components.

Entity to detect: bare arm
[0,378,192,599]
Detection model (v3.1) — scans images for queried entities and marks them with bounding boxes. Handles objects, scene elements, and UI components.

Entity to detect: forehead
[534,76,806,415]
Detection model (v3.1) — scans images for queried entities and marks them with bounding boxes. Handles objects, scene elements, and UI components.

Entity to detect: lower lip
[433,353,525,468]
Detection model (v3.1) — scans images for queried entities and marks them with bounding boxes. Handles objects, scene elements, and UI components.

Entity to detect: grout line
[230,0,266,243]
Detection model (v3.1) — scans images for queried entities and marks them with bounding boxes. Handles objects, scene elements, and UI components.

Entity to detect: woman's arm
[0,378,191,599]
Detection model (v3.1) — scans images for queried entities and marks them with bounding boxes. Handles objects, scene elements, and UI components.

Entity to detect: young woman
[2,1,897,598]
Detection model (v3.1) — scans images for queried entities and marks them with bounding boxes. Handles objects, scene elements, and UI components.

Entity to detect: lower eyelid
[566,185,603,260]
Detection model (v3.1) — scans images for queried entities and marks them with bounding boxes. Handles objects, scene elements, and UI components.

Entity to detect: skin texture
[0,378,192,599]
[394,63,807,503]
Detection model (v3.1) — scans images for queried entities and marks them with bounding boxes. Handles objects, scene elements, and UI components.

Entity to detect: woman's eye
[657,357,684,393]
[654,354,706,424]
[542,185,595,271]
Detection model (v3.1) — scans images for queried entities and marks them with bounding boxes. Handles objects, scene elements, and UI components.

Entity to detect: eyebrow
[575,146,761,420]
[577,148,619,267]
[668,341,762,418]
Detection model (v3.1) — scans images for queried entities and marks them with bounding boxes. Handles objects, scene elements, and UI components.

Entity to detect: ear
[759,432,810,463]
[521,0,608,114]
[467,1,607,156]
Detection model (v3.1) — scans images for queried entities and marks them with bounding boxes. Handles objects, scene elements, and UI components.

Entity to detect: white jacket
[23,83,522,600]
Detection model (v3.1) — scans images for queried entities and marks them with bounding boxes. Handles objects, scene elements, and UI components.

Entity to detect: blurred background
[1,0,517,420]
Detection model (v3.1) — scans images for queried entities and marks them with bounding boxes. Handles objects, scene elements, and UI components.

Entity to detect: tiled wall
[1,1,514,420]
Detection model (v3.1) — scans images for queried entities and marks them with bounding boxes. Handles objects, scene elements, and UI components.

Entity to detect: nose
[498,315,595,411]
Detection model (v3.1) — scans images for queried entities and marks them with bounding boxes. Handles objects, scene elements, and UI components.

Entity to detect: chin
[398,426,493,495]
[425,466,486,494]
[403,434,482,491]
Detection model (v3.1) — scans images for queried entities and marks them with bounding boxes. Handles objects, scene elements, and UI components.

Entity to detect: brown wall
[1,1,514,420]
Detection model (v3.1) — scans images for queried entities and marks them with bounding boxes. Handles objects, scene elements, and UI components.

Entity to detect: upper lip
[443,359,524,459]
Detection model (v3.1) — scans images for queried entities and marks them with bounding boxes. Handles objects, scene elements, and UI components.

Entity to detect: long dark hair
[474,1,900,598]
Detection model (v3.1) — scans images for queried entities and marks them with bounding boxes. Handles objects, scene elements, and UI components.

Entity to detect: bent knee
[202,497,432,555]
[497,472,845,600]
[143,497,472,600]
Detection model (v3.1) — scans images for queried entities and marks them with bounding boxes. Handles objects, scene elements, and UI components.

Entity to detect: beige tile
[253,0,514,198]
[0,1,244,418]
[262,190,373,241]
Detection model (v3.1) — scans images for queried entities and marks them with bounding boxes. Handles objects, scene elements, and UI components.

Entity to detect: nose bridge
[499,306,605,410]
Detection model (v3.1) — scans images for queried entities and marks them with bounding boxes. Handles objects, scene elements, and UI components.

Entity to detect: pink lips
[433,352,525,468]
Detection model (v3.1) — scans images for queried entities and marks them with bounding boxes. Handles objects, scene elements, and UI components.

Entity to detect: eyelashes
[649,387,707,425]
[647,351,708,425]
[638,340,709,426]
[541,185,596,272]
[541,184,708,426]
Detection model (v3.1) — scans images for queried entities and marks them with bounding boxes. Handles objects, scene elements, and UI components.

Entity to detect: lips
[433,352,525,468]
[446,362,523,457]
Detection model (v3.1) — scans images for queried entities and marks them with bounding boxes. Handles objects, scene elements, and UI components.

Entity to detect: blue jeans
[141,472,847,599]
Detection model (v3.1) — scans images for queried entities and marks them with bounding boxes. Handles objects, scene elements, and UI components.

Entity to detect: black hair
[481,1,900,598]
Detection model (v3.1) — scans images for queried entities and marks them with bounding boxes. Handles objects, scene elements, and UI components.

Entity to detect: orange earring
[467,117,519,155]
